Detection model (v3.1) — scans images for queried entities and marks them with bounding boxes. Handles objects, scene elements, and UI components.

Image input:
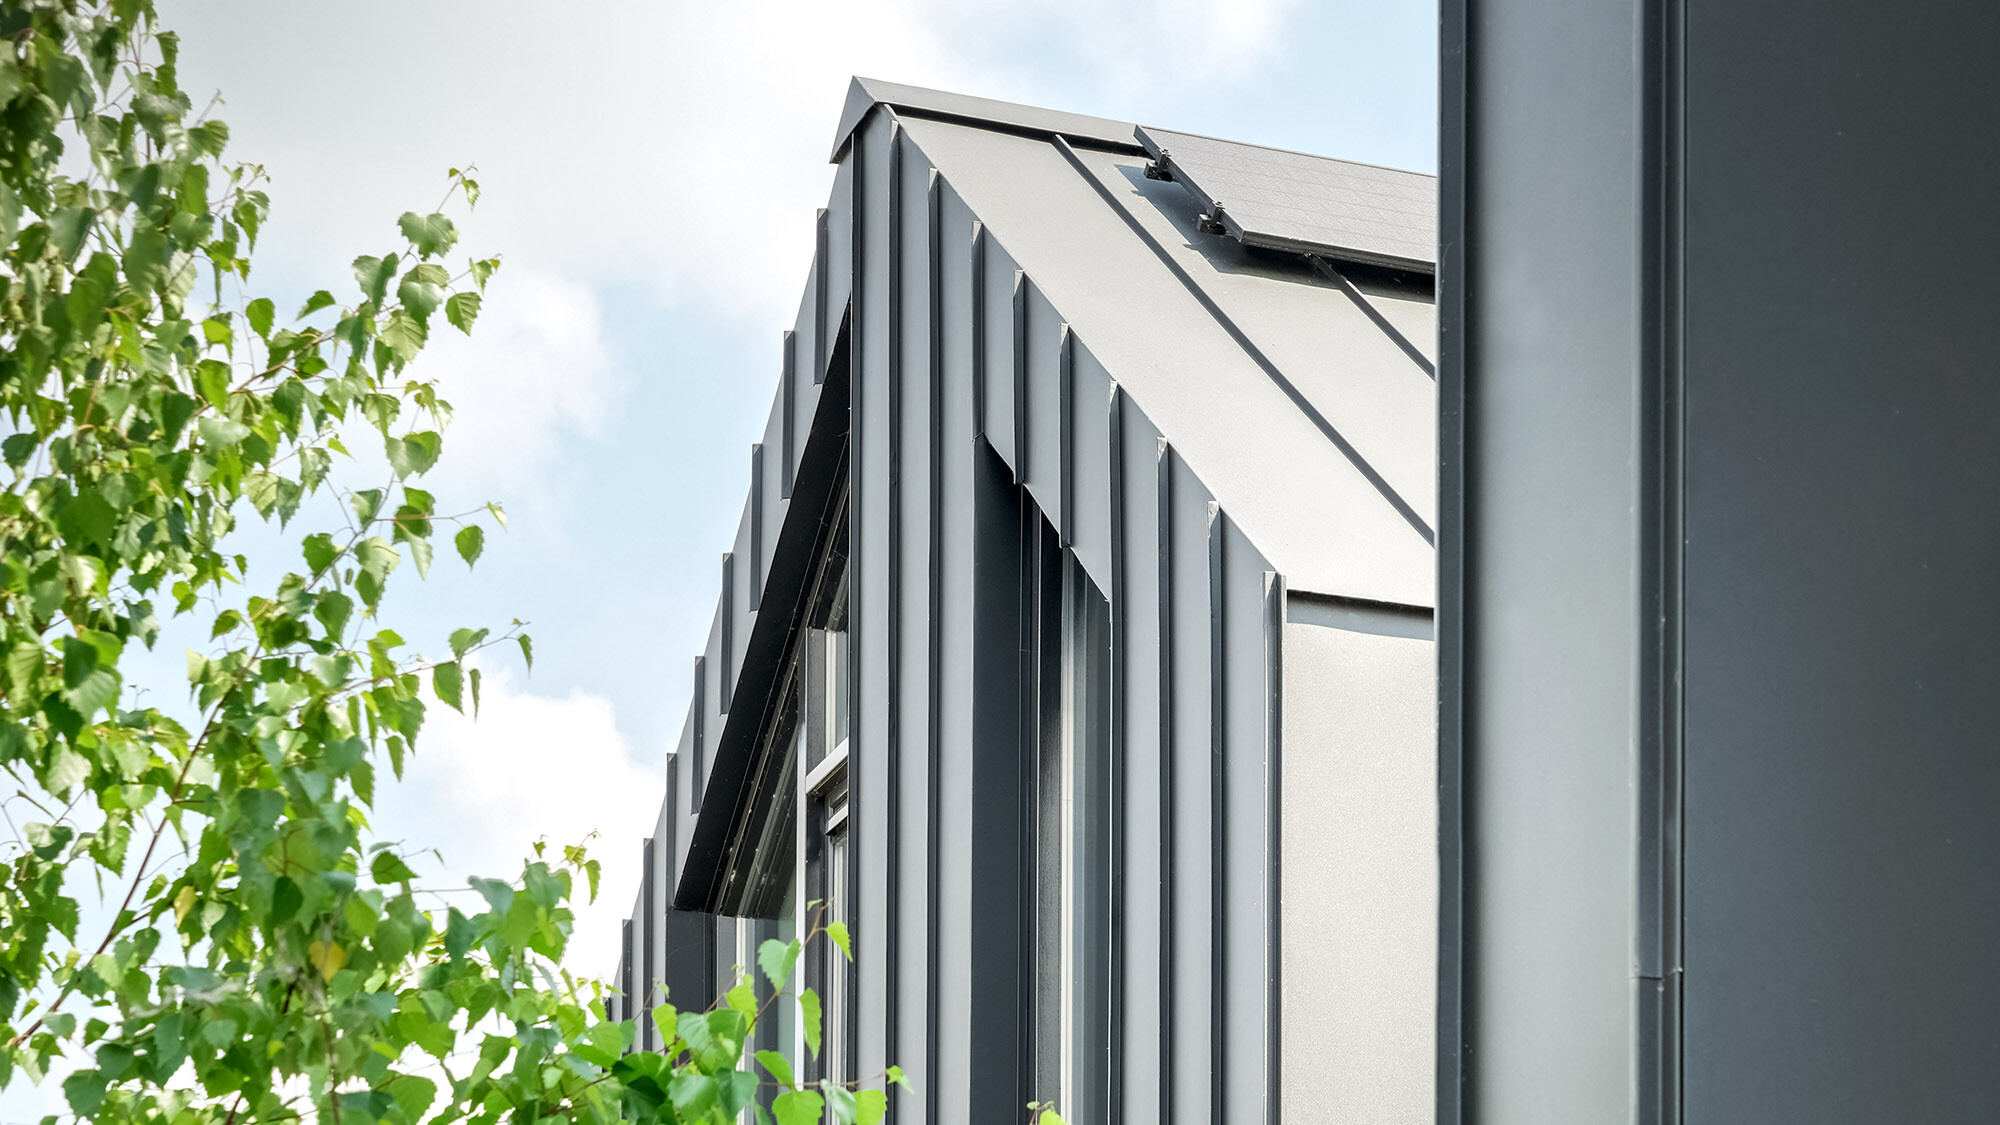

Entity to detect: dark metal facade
[1443,2,2000,1122]
[614,80,1440,1124]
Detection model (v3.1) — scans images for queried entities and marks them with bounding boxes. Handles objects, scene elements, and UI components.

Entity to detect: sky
[140,0,1437,996]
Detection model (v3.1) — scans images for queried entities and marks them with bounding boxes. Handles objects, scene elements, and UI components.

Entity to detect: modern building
[607,78,1439,1124]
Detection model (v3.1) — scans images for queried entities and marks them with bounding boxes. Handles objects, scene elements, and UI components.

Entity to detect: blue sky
[150,0,1439,978]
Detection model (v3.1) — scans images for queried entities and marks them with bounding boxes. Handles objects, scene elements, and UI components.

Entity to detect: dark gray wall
[1680,5,2000,1120]
[1445,1,2000,1121]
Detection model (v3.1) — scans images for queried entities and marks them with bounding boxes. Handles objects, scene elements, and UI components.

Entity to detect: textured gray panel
[1281,619,1435,1123]
[1138,126,1435,272]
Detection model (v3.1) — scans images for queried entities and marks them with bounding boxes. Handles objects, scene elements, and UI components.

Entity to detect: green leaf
[246,297,275,339]
[354,253,397,305]
[517,633,533,671]
[433,661,463,712]
[799,987,822,1059]
[198,415,250,449]
[384,1074,438,1123]
[823,1082,858,1125]
[63,1069,108,1116]
[314,589,353,639]
[196,360,232,409]
[854,1088,887,1125]
[727,979,758,1019]
[379,308,427,369]
[455,524,484,568]
[236,788,286,831]
[384,431,440,477]
[270,876,303,926]
[397,263,448,328]
[669,1073,718,1118]
[371,851,418,885]
[448,627,488,660]
[720,1071,759,1117]
[756,1050,797,1091]
[398,211,459,258]
[469,666,482,717]
[774,1090,825,1125]
[296,289,337,319]
[827,921,853,961]
[759,937,800,993]
[445,290,482,335]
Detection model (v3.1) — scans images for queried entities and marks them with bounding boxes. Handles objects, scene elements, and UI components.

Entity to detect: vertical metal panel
[1204,503,1226,1125]
[1154,438,1177,1125]
[1105,381,1129,1125]
[1065,341,1115,593]
[969,222,986,442]
[1020,283,1064,517]
[619,920,634,1034]
[1010,271,1029,485]
[979,241,1020,462]
[750,447,765,606]
[782,333,798,497]
[692,656,707,806]
[1442,0,1654,1120]
[728,548,744,708]
[1219,518,1275,1125]
[1166,453,1216,1118]
[1112,412,1167,1125]
[880,121,910,1107]
[815,208,830,383]
[934,183,979,1125]
[640,837,656,1050]
[673,711,697,873]
[923,166,946,1125]
[889,132,938,1125]
[1057,325,1073,547]
[1262,572,1282,1125]
[851,108,891,1090]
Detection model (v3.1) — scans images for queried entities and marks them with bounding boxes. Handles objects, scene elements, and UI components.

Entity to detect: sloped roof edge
[830,76,1142,162]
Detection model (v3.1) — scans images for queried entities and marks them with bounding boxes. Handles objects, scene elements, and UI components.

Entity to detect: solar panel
[1136,126,1436,274]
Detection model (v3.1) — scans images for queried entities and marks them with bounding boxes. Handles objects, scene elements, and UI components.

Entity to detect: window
[1034,540,1114,1122]
[800,519,851,1089]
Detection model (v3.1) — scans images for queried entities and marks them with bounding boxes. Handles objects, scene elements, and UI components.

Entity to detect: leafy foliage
[0,4,898,1125]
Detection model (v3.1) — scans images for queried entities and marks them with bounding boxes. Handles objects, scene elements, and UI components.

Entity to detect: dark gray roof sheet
[1137,126,1437,273]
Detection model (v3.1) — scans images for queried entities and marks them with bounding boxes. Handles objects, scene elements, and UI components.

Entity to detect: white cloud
[366,666,661,979]
[417,268,617,500]
[165,0,1303,336]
